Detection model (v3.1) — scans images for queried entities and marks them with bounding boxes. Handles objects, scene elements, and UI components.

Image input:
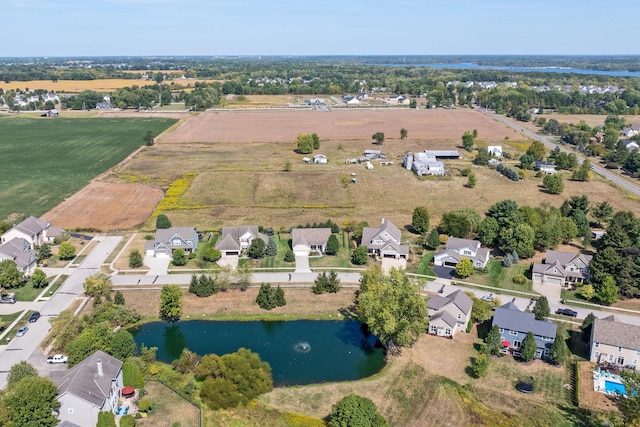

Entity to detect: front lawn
[467,259,532,291]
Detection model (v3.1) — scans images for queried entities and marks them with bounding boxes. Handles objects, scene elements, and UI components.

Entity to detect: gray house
[492,301,556,359]
[427,290,473,338]
[146,226,198,257]
[0,237,38,276]
[1,216,51,249]
[532,250,592,287]
[361,218,409,259]
[433,237,490,269]
[215,225,268,256]
[53,350,123,427]
[590,315,640,370]
[291,228,332,256]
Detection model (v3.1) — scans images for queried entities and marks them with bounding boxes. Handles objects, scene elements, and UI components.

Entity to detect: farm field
[0,78,217,93]
[0,116,177,223]
[102,108,640,232]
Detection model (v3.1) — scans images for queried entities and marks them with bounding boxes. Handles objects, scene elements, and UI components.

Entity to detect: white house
[0,238,38,276]
[1,216,51,249]
[53,351,123,427]
[487,146,503,157]
[622,126,640,138]
[313,154,328,164]
[291,228,332,256]
[434,237,490,269]
[535,160,557,174]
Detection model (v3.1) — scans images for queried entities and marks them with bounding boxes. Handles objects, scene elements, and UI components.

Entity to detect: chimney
[381,217,385,225]
[97,359,104,377]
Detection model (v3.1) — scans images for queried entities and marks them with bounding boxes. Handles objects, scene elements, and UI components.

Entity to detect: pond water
[130,319,386,386]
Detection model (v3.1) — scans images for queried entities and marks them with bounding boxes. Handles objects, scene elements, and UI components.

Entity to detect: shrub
[137,398,152,412]
[284,249,295,262]
[512,274,527,285]
[202,247,221,262]
[120,414,136,427]
[122,361,144,390]
[156,214,171,229]
[128,249,143,268]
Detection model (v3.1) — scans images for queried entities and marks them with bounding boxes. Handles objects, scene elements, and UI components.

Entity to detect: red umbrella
[501,341,511,347]
[122,386,135,397]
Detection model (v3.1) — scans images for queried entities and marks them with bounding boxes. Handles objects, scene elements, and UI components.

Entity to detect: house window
[633,359,638,366]
[544,349,550,357]
[457,313,462,320]
[430,325,437,333]
[500,336,506,342]
[618,356,625,366]
[618,346,623,353]
[509,330,518,336]
[609,354,614,362]
[463,250,472,255]
[445,328,452,336]
[499,328,504,334]
[636,349,640,356]
[595,342,599,348]
[594,351,600,359]
[172,239,182,245]
[513,340,522,349]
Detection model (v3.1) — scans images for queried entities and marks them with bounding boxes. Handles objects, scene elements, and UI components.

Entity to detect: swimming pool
[604,380,627,395]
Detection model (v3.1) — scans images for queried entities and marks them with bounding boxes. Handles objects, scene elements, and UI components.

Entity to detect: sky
[4,0,639,57]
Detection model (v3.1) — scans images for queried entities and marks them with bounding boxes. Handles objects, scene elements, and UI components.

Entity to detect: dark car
[29,312,41,323]
[556,308,578,317]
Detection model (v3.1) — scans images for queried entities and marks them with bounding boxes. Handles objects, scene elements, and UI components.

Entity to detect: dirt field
[163,108,522,144]
[0,79,217,93]
[42,182,164,230]
[577,361,620,413]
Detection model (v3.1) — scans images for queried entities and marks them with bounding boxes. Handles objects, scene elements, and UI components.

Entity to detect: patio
[115,388,139,417]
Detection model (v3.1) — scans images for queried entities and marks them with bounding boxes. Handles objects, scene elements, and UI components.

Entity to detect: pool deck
[593,370,624,395]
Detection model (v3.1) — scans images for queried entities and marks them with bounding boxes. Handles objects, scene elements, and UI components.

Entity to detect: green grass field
[0,116,177,220]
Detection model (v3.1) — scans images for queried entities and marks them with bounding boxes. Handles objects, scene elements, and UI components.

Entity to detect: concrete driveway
[294,252,311,273]
[381,257,406,272]
[143,254,170,275]
[217,254,238,269]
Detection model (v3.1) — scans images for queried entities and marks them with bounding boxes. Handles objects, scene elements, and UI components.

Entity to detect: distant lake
[130,319,386,387]
[383,62,640,78]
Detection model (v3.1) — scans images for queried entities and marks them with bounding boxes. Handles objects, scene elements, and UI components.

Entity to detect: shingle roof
[592,316,640,351]
[0,238,37,270]
[56,421,83,427]
[9,216,50,237]
[445,237,480,252]
[428,290,472,315]
[155,227,197,250]
[493,302,556,338]
[361,219,402,249]
[430,310,458,328]
[54,350,122,408]
[292,228,331,248]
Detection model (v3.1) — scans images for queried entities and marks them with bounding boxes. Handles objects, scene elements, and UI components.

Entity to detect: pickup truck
[47,354,68,364]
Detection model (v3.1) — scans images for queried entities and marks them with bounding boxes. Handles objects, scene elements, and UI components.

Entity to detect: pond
[130,319,386,386]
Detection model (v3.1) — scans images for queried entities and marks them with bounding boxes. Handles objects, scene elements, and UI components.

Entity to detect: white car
[47,354,68,364]
[482,294,493,301]
[16,325,28,337]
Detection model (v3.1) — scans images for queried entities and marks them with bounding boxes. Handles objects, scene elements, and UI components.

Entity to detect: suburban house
[386,95,409,105]
[487,146,503,157]
[145,226,198,257]
[532,250,592,287]
[44,109,59,117]
[1,216,51,249]
[622,125,640,138]
[590,315,640,370]
[53,350,123,427]
[492,301,557,359]
[535,160,557,174]
[291,228,332,256]
[622,139,640,152]
[0,237,38,275]
[434,237,490,269]
[361,218,409,259]
[45,227,67,243]
[427,290,473,338]
[215,225,268,256]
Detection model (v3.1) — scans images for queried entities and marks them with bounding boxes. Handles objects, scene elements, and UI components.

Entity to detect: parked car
[555,308,578,317]
[482,293,493,301]
[29,312,41,323]
[0,297,16,304]
[47,354,68,364]
[16,325,28,337]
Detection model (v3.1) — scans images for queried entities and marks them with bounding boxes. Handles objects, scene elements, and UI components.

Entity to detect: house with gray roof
[433,237,490,269]
[532,250,592,287]
[1,216,51,249]
[0,237,38,275]
[361,218,409,260]
[145,226,198,257]
[291,228,332,256]
[590,315,640,370]
[53,350,123,427]
[45,227,67,243]
[215,225,268,256]
[427,289,473,338]
[492,301,557,359]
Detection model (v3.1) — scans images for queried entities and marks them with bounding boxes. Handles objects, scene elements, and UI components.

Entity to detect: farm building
[404,152,445,176]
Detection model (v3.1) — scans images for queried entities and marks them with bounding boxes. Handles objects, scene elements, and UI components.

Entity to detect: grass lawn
[45,275,68,297]
[413,252,435,276]
[136,380,201,427]
[0,116,177,220]
[468,259,532,292]
[0,312,22,333]
[11,283,45,302]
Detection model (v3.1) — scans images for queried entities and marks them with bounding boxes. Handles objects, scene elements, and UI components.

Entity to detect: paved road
[477,107,640,198]
[0,236,122,389]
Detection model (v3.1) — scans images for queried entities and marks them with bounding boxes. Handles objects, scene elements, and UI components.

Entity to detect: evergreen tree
[156,214,172,229]
[485,325,502,356]
[328,394,389,427]
[114,291,125,305]
[172,248,187,266]
[502,253,513,267]
[532,296,550,320]
[248,238,266,259]
[256,283,279,310]
[549,331,570,365]
[37,243,51,260]
[471,353,490,378]
[412,206,430,235]
[284,249,295,262]
[274,285,286,307]
[427,229,440,249]
[265,238,278,256]
[128,249,143,268]
[520,331,537,361]
[351,245,369,265]
[325,234,340,255]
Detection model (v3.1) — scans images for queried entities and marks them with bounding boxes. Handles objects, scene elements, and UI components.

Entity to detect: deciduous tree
[156,214,172,229]
[172,248,187,266]
[400,128,408,139]
[356,266,428,348]
[543,173,564,194]
[58,241,76,260]
[30,268,48,288]
[1,376,60,427]
[471,353,490,378]
[327,394,389,427]
[455,258,474,278]
[128,249,143,268]
[461,131,475,152]
[372,132,385,144]
[351,245,369,265]
[160,285,183,322]
[412,206,430,235]
[526,140,547,160]
[83,273,112,297]
[7,361,39,387]
[248,238,266,259]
